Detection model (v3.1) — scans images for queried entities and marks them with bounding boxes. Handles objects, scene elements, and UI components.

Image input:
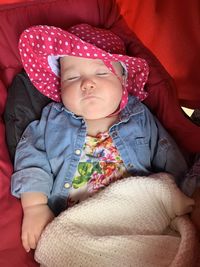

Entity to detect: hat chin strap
[103,60,128,118]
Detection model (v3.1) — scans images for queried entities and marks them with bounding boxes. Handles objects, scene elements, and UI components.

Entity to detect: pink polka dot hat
[18,24,149,112]
[68,23,126,55]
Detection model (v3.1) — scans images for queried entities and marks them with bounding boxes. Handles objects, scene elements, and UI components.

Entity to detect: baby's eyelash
[67,76,79,80]
[97,72,108,75]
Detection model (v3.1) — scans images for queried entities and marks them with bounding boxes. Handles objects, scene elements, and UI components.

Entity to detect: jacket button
[75,149,81,155]
[64,182,71,189]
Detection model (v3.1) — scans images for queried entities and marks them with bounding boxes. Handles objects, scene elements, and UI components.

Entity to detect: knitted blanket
[35,173,199,267]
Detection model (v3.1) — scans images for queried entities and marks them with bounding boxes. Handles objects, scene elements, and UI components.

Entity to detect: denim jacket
[11,95,188,215]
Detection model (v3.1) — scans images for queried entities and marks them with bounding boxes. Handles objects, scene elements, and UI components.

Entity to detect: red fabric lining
[0,1,199,266]
[116,0,200,108]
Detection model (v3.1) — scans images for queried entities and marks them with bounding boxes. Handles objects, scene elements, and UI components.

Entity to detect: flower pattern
[68,132,128,206]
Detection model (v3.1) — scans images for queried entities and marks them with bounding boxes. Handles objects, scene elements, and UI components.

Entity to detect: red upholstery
[116,0,200,108]
[0,1,199,266]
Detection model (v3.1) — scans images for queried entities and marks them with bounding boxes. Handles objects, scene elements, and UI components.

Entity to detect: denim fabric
[11,95,188,215]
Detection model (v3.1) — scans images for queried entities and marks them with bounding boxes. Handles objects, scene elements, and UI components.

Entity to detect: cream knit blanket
[35,173,199,267]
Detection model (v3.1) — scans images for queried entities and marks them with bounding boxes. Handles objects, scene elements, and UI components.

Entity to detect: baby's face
[60,56,123,120]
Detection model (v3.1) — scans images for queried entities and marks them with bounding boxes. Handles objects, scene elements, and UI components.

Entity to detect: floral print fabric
[67,132,128,207]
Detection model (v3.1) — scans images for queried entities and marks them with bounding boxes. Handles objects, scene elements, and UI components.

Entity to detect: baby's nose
[81,79,96,91]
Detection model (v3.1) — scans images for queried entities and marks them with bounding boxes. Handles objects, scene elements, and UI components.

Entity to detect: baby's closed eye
[96,72,109,76]
[66,76,80,81]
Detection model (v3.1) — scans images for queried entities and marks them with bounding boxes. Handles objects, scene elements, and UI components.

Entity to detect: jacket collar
[119,95,144,121]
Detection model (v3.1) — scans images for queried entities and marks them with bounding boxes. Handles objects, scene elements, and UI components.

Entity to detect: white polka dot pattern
[68,23,126,55]
[18,25,149,111]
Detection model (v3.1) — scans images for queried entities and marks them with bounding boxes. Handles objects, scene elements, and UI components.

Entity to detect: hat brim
[19,25,149,103]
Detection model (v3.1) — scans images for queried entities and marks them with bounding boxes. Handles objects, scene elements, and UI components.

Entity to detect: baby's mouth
[82,95,100,101]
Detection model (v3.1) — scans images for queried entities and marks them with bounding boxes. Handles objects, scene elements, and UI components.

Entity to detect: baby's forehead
[60,56,122,72]
[60,56,105,67]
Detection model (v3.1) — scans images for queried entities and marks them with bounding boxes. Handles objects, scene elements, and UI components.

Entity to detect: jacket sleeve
[146,105,188,186]
[11,104,53,198]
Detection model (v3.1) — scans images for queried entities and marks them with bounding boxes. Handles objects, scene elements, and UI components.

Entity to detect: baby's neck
[85,115,119,137]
